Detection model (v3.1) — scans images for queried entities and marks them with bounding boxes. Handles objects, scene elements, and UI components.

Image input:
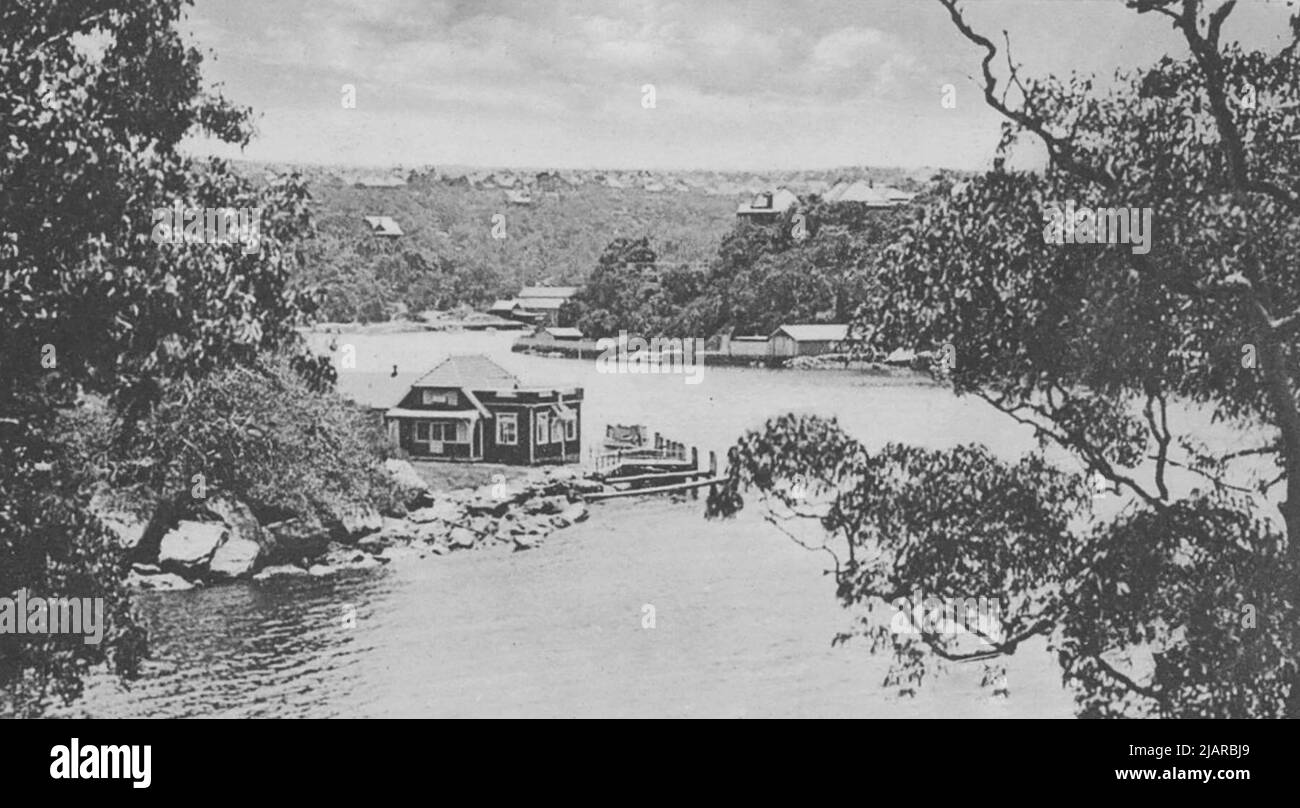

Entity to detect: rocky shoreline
[113,462,605,592]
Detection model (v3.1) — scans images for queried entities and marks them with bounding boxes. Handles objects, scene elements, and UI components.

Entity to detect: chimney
[391,364,398,377]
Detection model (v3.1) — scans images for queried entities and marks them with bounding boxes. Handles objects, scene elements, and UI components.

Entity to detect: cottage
[362,215,403,238]
[736,188,799,222]
[383,355,582,465]
[531,326,584,343]
[823,179,915,208]
[516,285,579,326]
[769,324,850,357]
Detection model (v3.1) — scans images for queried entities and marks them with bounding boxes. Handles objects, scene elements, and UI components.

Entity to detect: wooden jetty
[584,430,726,501]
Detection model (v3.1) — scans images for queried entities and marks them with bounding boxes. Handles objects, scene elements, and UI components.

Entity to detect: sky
[181,0,1297,172]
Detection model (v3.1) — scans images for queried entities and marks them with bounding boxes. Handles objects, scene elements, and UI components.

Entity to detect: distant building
[736,188,799,222]
[769,324,850,358]
[505,189,533,205]
[362,216,403,238]
[531,326,584,343]
[823,179,915,208]
[716,334,772,358]
[516,286,579,326]
[383,355,582,465]
[353,174,407,189]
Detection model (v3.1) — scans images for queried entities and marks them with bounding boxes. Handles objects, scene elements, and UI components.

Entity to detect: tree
[708,0,1300,717]
[1,0,325,715]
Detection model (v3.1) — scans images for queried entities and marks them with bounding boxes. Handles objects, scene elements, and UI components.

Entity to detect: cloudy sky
[182,0,1295,171]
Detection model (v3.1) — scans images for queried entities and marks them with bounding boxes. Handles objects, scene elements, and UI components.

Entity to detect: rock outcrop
[126,465,609,589]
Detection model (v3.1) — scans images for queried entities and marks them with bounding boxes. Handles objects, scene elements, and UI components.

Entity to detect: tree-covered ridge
[559,198,925,339]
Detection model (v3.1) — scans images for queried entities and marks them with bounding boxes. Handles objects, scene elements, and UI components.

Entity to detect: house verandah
[382,355,583,466]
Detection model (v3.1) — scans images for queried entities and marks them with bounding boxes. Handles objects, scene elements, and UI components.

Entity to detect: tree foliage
[709,0,1300,716]
[1,0,326,714]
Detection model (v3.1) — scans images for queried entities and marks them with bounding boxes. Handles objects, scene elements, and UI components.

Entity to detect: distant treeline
[287,176,738,322]
[559,196,932,339]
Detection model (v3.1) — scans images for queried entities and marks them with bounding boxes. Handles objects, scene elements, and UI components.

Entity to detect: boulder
[264,517,332,564]
[513,533,539,551]
[559,502,589,525]
[356,533,396,554]
[384,458,430,494]
[379,545,428,563]
[158,521,227,575]
[201,497,264,546]
[408,500,462,524]
[100,513,148,550]
[336,505,383,540]
[526,495,569,515]
[125,571,195,591]
[447,527,477,549]
[207,537,262,580]
[567,478,607,496]
[253,564,309,581]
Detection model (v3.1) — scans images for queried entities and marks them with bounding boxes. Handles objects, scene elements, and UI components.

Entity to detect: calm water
[68,330,1080,717]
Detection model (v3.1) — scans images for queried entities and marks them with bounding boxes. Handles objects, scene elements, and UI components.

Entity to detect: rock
[414,522,449,544]
[568,478,606,495]
[101,513,148,550]
[338,505,383,540]
[308,564,335,577]
[379,517,418,541]
[559,502,589,524]
[253,564,309,581]
[357,533,395,554]
[448,527,477,549]
[408,500,462,524]
[158,520,228,575]
[513,533,538,551]
[207,537,262,580]
[524,495,567,515]
[379,545,427,562]
[384,458,430,497]
[200,497,264,546]
[264,517,331,564]
[125,571,195,591]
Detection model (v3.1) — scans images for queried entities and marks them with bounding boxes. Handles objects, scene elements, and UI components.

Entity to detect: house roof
[737,188,799,215]
[335,371,422,410]
[772,324,850,342]
[411,354,521,391]
[823,180,913,207]
[541,327,583,338]
[517,297,567,311]
[363,215,403,236]
[518,286,579,299]
[488,298,522,311]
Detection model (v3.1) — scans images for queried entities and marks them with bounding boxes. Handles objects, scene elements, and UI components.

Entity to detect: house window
[565,415,577,441]
[550,416,564,444]
[497,413,518,445]
[535,411,549,445]
[417,421,466,443]
[421,390,455,406]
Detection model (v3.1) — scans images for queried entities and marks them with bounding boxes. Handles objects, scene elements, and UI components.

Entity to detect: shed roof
[518,286,579,299]
[772,324,851,342]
